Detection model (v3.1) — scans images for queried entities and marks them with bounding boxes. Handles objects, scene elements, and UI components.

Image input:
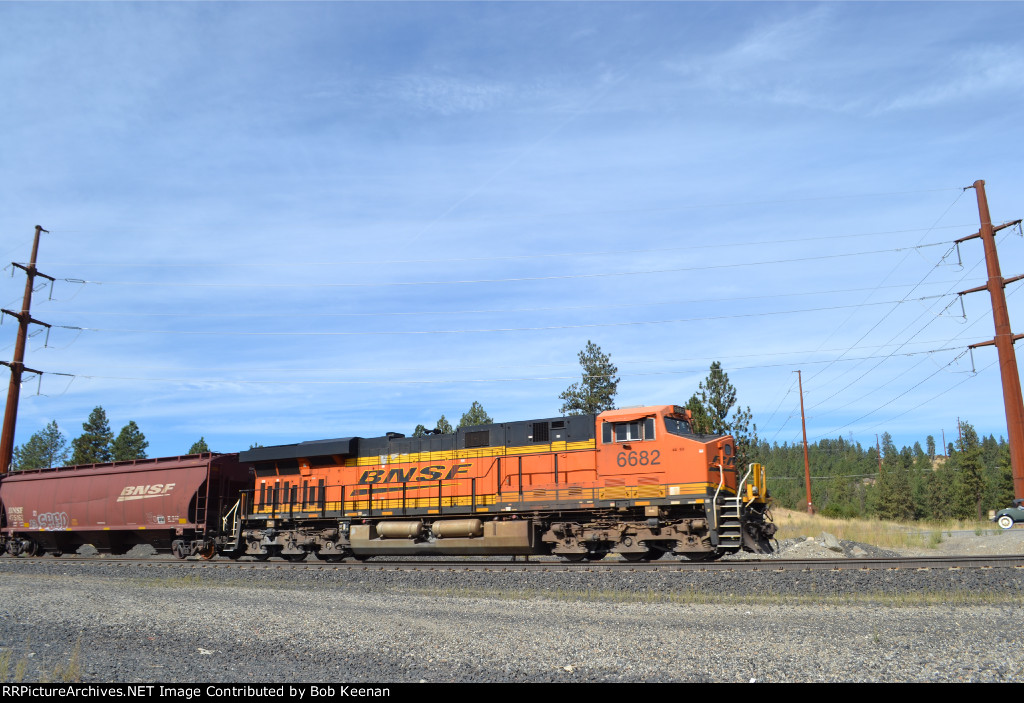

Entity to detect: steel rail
[4,553,1024,572]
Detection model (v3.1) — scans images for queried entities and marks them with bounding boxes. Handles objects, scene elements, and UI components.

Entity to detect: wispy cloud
[876,45,1024,114]
[388,74,512,115]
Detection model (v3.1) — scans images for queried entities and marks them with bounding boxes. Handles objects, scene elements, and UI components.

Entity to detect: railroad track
[5,553,1024,572]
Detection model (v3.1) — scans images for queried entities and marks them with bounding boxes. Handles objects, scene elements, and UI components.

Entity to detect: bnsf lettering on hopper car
[116,483,176,501]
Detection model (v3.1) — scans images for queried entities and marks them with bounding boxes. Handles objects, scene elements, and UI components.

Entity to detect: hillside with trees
[754,423,1013,521]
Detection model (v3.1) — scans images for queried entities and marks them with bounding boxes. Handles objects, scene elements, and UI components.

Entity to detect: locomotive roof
[238,412,602,464]
[240,438,357,463]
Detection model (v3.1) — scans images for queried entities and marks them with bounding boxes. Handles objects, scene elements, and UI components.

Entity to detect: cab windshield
[664,416,692,436]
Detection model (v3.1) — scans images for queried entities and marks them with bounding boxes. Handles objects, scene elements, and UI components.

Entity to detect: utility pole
[0,226,53,474]
[956,180,1024,499]
[796,370,812,514]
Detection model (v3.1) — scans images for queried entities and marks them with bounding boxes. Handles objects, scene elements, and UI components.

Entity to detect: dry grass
[0,637,82,683]
[772,507,993,550]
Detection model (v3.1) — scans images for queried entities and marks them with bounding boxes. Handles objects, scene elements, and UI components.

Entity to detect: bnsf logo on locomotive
[116,483,176,502]
[358,464,471,484]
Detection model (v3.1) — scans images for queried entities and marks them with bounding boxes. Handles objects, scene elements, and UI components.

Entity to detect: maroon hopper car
[0,453,248,557]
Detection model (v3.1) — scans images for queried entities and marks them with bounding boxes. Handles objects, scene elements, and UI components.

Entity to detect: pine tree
[558,341,619,415]
[685,394,713,434]
[435,415,453,434]
[458,401,493,428]
[696,361,737,436]
[412,424,428,438]
[925,462,954,521]
[951,422,985,520]
[876,439,914,521]
[111,421,148,461]
[12,421,68,470]
[189,437,210,454]
[688,362,758,469]
[70,407,114,465]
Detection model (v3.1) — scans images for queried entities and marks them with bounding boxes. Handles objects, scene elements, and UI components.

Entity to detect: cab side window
[602,418,656,443]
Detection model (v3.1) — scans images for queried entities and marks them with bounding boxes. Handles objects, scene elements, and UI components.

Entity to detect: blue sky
[2,1,1024,460]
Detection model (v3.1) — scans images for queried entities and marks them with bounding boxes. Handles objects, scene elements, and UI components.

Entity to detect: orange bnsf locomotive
[220,404,775,561]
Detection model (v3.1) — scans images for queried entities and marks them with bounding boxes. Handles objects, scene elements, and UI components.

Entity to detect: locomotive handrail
[711,464,725,530]
[739,463,755,507]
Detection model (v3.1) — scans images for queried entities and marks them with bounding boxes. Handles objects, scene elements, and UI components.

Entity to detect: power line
[808,349,969,441]
[38,343,971,388]
[60,240,953,289]
[803,189,970,384]
[33,223,973,268]
[33,279,974,320]
[803,229,1006,409]
[53,294,953,337]
[805,226,1020,415]
[30,338,969,375]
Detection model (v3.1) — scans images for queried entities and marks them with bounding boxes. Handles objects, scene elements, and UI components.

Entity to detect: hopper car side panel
[1,454,247,557]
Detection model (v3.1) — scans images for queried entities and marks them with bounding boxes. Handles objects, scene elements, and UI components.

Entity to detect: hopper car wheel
[286,553,307,563]
[998,515,1015,530]
[199,544,217,561]
[24,540,40,557]
[560,553,586,562]
[50,550,63,558]
[585,552,607,561]
[171,541,187,560]
[253,553,270,561]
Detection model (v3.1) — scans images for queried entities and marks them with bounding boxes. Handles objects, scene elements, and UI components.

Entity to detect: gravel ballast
[1,557,1022,683]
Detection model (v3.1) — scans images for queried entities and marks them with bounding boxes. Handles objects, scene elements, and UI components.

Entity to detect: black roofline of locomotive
[237,413,602,465]
[240,438,357,463]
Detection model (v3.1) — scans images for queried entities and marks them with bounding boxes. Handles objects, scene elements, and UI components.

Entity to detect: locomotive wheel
[621,550,656,562]
[683,550,723,562]
[314,549,345,562]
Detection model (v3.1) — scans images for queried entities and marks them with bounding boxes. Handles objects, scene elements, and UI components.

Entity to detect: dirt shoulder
[758,525,1024,560]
